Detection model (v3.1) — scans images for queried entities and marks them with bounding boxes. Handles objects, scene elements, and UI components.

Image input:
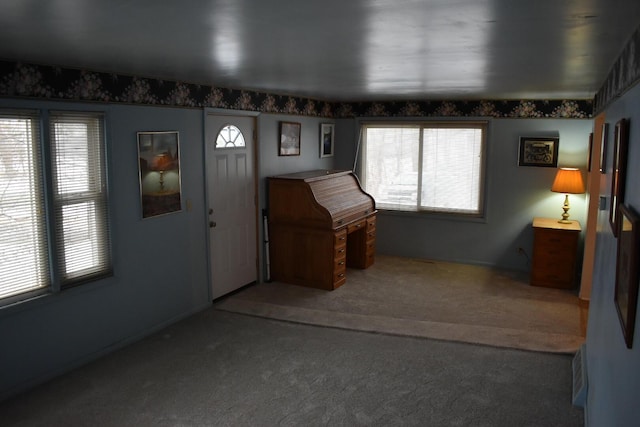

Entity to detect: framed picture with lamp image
[137,131,182,218]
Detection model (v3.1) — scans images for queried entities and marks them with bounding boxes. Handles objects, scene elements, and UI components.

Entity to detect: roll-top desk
[268,170,377,290]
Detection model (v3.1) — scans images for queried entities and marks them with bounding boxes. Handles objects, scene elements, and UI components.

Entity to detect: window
[0,110,111,305]
[361,122,486,216]
[215,124,246,148]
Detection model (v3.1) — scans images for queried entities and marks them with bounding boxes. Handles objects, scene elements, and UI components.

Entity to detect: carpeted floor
[216,255,586,353]
[0,256,585,426]
[0,309,584,426]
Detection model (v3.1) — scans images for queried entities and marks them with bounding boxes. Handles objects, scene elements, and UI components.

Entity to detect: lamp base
[558,194,571,224]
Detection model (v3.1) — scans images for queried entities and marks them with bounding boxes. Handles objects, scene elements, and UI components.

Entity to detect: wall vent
[572,343,587,407]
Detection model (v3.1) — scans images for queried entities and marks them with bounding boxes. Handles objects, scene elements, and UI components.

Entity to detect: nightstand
[531,217,581,289]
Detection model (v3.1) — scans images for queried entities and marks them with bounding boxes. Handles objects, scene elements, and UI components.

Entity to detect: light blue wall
[586,81,640,426]
[0,99,211,399]
[0,103,336,398]
[257,113,336,210]
[336,118,592,272]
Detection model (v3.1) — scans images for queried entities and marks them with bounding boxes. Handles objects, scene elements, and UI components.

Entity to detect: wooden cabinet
[531,217,581,289]
[268,170,376,290]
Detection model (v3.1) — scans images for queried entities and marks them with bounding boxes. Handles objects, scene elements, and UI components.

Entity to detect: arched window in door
[215,124,246,148]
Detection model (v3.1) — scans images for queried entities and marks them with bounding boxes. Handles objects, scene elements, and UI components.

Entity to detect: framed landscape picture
[320,123,334,158]
[279,121,301,156]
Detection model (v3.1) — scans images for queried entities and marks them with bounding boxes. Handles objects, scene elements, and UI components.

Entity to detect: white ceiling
[0,0,639,101]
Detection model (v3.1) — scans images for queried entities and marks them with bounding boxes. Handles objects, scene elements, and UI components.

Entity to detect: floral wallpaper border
[0,60,593,119]
[594,23,640,113]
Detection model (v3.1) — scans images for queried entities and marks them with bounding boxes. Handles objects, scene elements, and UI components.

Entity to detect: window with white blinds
[0,111,49,300]
[0,110,111,305]
[361,122,486,215]
[50,112,111,286]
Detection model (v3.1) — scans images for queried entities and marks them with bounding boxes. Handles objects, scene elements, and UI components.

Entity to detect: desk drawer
[334,229,347,245]
[534,229,578,247]
[347,219,366,234]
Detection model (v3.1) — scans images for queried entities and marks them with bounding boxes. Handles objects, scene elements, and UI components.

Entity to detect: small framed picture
[518,137,559,167]
[609,118,630,236]
[320,123,334,158]
[137,131,182,218]
[279,121,301,156]
[615,204,640,348]
[599,122,609,173]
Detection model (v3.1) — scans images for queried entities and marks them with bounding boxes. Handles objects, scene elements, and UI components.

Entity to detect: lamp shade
[551,168,585,194]
[151,152,173,171]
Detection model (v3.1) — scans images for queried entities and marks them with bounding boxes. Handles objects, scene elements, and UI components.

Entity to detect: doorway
[204,110,259,300]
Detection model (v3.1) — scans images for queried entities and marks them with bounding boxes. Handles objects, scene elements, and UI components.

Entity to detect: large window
[361,122,487,216]
[0,110,111,305]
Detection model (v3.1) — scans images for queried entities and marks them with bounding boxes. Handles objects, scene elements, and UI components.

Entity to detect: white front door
[205,111,258,300]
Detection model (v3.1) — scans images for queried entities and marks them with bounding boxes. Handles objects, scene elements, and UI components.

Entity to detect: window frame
[358,120,488,218]
[0,108,112,308]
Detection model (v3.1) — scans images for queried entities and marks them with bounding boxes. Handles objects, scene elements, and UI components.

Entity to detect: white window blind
[0,109,111,305]
[362,122,486,215]
[421,127,483,213]
[50,112,111,285]
[0,112,50,300]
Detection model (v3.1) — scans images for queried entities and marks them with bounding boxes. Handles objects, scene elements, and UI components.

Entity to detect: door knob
[209,221,217,228]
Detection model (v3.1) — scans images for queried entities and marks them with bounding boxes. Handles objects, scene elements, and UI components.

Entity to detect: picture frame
[614,204,640,348]
[609,118,630,236]
[279,121,301,156]
[599,122,609,174]
[518,137,559,167]
[137,131,182,218]
[587,133,593,172]
[320,123,334,158]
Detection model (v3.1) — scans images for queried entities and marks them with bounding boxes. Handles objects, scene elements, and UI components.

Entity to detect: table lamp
[151,152,173,192]
[551,168,585,223]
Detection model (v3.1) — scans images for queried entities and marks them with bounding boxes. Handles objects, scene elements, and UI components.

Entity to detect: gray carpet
[0,309,583,426]
[216,255,586,353]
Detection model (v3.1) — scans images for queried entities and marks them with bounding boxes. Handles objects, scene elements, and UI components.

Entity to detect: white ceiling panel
[0,0,638,101]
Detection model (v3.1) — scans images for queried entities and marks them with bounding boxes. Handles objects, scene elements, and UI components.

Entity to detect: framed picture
[137,131,182,218]
[599,122,609,173]
[320,123,334,158]
[279,121,301,156]
[609,118,630,236]
[615,204,640,348]
[518,137,559,167]
[587,133,593,172]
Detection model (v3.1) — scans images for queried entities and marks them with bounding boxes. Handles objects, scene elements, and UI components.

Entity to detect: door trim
[203,108,260,301]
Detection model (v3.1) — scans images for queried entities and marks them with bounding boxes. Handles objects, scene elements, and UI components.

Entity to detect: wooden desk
[268,170,376,290]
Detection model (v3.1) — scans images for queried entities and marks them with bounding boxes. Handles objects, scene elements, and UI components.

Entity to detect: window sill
[377,208,488,224]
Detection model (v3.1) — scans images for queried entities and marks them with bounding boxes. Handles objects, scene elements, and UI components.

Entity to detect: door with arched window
[205,110,258,299]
